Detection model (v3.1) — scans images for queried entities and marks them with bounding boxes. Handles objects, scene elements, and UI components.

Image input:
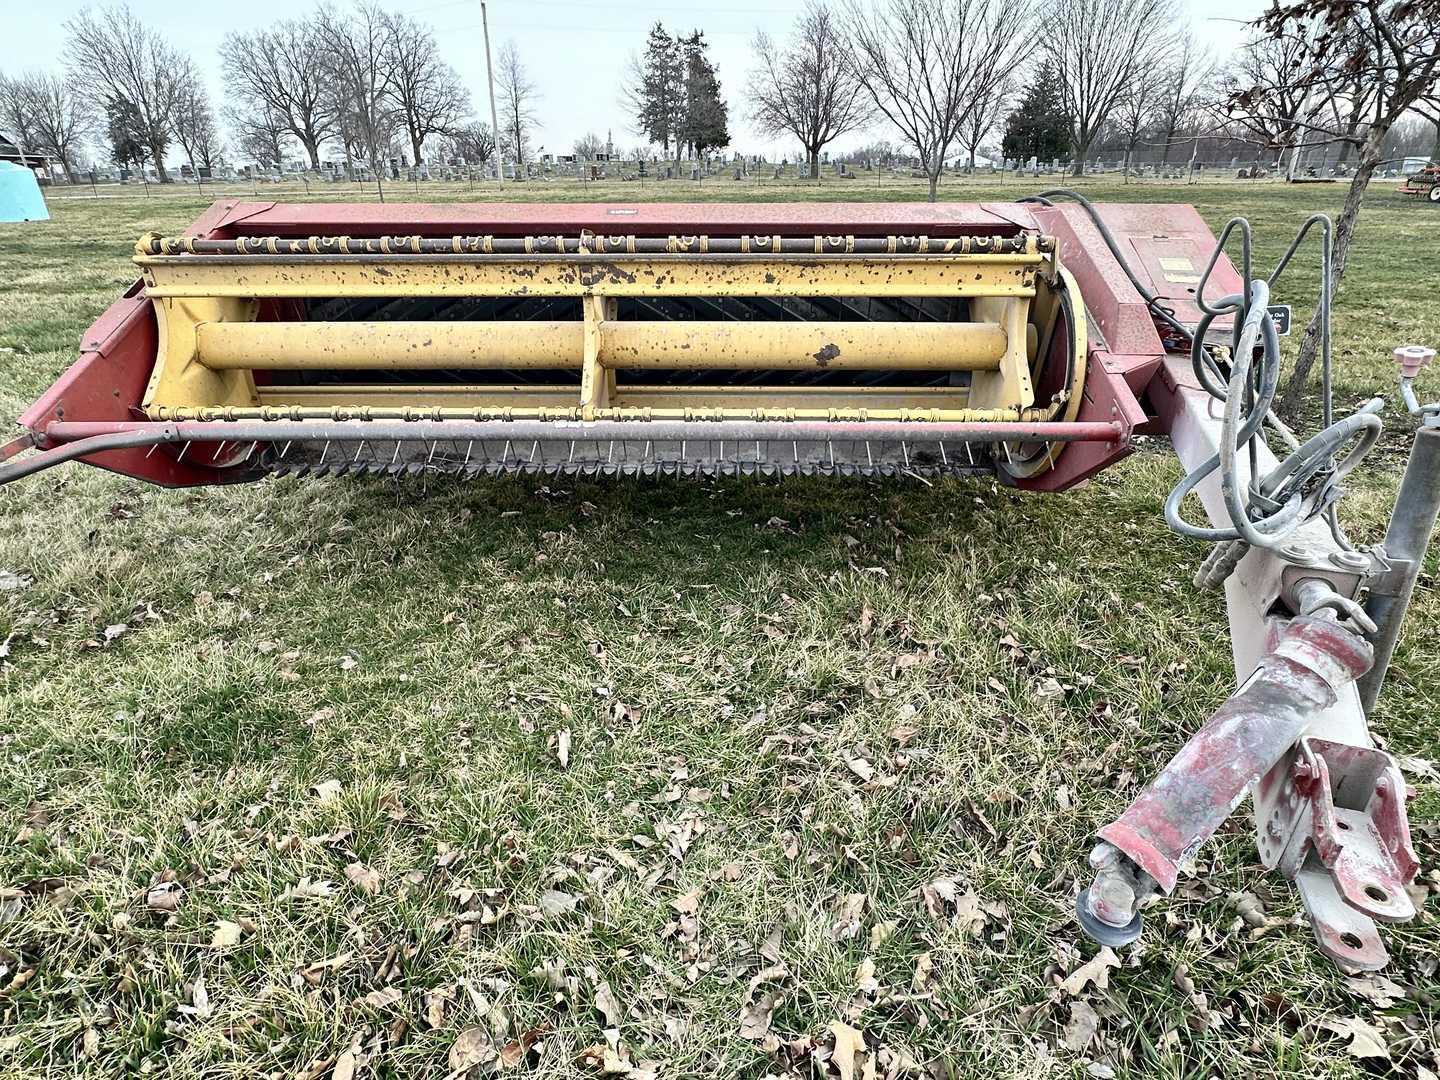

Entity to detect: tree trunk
[809,150,819,180]
[927,168,938,201]
[1280,125,1384,416]
[152,148,169,183]
[411,134,424,168]
[303,137,322,170]
[967,147,976,171]
[60,156,76,184]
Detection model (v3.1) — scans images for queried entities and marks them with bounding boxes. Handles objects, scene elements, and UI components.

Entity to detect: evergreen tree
[635,22,684,158]
[105,95,147,170]
[678,30,729,158]
[1001,63,1071,164]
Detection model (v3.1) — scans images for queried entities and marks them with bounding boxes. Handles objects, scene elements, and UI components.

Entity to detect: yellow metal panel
[143,298,261,412]
[966,296,1034,413]
[136,255,1040,299]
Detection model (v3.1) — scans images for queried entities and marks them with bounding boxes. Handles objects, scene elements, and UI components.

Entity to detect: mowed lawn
[0,176,1436,1080]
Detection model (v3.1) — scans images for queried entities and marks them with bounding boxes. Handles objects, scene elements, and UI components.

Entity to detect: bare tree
[0,74,41,156]
[958,76,1013,171]
[1040,0,1180,174]
[226,103,292,170]
[1219,25,1324,176]
[173,73,223,174]
[1247,0,1440,413]
[1112,67,1167,176]
[64,5,192,181]
[315,2,397,196]
[749,3,873,180]
[1418,92,1440,158]
[384,10,470,166]
[442,120,495,167]
[574,132,606,159]
[219,18,339,170]
[1156,38,1214,162]
[843,0,1031,200]
[0,72,93,182]
[496,39,537,169]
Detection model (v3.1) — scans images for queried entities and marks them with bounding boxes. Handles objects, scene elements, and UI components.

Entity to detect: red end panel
[18,291,238,486]
[17,199,256,486]
[1019,203,1242,492]
[219,201,1040,239]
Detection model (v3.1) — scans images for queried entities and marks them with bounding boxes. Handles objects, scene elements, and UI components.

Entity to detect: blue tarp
[0,160,49,222]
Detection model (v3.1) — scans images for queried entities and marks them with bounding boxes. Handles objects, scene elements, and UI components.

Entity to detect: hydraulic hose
[1022,189,1379,554]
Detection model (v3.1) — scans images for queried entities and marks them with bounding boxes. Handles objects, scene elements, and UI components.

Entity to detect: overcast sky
[6,0,1268,161]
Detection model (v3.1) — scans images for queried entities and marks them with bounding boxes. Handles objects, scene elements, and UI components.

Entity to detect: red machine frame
[4,200,1428,973]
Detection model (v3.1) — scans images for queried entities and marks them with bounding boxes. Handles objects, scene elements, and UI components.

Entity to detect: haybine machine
[3,194,1435,974]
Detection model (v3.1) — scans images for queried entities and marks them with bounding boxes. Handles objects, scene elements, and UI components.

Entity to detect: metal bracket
[1255,736,1418,973]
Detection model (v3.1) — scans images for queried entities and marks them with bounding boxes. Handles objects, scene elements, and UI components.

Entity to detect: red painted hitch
[1078,613,1418,970]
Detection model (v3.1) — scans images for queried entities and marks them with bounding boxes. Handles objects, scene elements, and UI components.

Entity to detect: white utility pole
[482,1,503,184]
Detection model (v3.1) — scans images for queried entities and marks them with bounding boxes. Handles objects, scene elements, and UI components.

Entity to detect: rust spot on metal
[813,343,841,367]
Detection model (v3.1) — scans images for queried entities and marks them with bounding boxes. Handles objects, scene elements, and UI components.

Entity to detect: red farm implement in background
[1398,162,1440,203]
[3,193,1435,974]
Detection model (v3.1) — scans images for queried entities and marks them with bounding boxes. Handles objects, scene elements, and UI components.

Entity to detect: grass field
[0,175,1436,1079]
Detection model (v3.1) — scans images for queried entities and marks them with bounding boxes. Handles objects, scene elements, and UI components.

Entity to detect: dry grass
[0,176,1436,1079]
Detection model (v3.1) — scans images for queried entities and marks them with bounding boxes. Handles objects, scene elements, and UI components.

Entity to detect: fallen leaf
[538,889,579,919]
[831,892,867,941]
[145,881,182,912]
[361,986,402,1009]
[594,980,623,1027]
[190,976,211,1019]
[556,728,572,768]
[1344,974,1408,1008]
[344,862,381,896]
[499,1023,548,1067]
[911,952,936,993]
[332,1050,357,1080]
[1064,1000,1101,1052]
[855,957,879,994]
[1321,1016,1391,1060]
[829,1020,867,1080]
[210,920,243,948]
[1060,948,1120,996]
[449,1026,497,1071]
[739,992,779,1040]
[311,779,343,802]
